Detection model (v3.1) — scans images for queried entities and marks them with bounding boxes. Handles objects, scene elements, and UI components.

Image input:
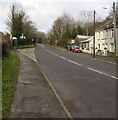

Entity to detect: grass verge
[51,45,68,51]
[16,44,36,49]
[2,50,20,118]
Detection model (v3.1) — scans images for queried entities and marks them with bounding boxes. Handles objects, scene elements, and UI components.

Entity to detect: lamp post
[93,10,96,58]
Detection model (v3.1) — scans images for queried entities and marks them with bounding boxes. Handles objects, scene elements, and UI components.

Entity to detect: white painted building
[81,23,118,56]
[80,36,93,54]
[95,24,116,56]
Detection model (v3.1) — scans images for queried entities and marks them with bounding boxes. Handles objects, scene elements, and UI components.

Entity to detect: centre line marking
[88,67,118,79]
[68,60,81,66]
[59,56,66,60]
[43,46,118,79]
[111,76,118,80]
[88,67,109,76]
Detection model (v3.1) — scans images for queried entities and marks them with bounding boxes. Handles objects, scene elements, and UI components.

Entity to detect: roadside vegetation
[2,50,20,118]
[16,44,36,49]
[51,45,68,51]
[6,4,45,46]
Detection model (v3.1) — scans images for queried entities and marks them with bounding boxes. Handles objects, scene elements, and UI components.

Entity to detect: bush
[55,38,68,47]
[65,46,68,49]
[2,41,10,59]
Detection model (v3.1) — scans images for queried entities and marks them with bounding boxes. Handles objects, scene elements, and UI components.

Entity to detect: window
[98,32,100,40]
[105,43,108,49]
[101,31,104,40]
[98,44,100,50]
[111,29,114,38]
[110,43,114,52]
[103,31,105,40]
[105,30,108,39]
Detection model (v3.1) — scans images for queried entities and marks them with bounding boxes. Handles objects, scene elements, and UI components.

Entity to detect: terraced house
[80,22,118,57]
[95,23,118,56]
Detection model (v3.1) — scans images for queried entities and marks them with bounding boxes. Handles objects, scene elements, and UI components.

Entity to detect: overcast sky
[0,0,117,33]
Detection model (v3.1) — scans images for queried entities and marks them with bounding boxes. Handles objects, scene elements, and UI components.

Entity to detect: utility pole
[113,2,117,59]
[12,5,15,36]
[93,10,96,58]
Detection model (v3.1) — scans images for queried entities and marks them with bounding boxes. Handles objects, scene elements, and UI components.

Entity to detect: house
[68,39,75,45]
[75,35,91,46]
[80,36,93,54]
[95,22,117,56]
[80,22,118,57]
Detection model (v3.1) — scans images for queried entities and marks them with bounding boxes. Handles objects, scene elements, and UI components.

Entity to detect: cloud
[0,0,116,33]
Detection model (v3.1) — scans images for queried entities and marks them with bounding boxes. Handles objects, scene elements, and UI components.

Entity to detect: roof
[95,20,118,31]
[81,36,93,43]
[12,37,17,40]
[76,35,91,39]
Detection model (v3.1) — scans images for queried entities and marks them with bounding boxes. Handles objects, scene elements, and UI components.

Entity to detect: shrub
[2,41,10,59]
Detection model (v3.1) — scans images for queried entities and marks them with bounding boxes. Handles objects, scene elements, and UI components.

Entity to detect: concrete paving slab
[9,51,67,118]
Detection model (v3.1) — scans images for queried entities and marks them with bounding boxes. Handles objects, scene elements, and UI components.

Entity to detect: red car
[72,46,82,53]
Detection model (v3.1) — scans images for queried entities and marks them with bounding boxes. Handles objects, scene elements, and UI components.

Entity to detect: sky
[0,0,117,33]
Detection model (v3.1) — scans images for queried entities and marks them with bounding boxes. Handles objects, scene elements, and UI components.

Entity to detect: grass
[51,45,68,51]
[16,44,36,49]
[2,50,20,118]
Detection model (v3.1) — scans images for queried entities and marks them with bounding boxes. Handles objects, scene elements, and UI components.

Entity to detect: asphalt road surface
[34,44,116,118]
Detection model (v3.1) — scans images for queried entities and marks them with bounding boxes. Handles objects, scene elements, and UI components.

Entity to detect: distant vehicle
[71,46,82,53]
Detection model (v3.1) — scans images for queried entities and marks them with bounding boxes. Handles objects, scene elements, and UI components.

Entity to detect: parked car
[71,46,82,53]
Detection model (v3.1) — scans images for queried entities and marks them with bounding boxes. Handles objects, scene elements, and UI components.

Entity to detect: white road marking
[88,67,118,79]
[88,68,109,76]
[68,60,81,66]
[91,58,96,60]
[111,76,118,80]
[41,45,118,80]
[54,53,58,56]
[41,44,44,48]
[33,48,36,60]
[59,56,66,60]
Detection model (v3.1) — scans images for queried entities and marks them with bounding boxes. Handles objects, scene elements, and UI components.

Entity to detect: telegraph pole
[12,5,15,36]
[113,2,117,59]
[93,10,96,58]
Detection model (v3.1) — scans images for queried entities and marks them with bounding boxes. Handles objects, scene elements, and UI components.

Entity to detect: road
[34,44,116,118]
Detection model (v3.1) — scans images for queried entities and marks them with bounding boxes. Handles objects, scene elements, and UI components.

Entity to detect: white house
[80,36,93,54]
[80,22,118,56]
[75,35,92,48]
[76,35,91,40]
[95,24,116,56]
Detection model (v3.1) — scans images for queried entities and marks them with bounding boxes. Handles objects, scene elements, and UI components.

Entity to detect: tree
[6,4,42,45]
[71,24,77,39]
[48,12,75,40]
[52,17,63,38]
[77,25,83,35]
[6,5,25,40]
[79,11,94,35]
[62,22,71,38]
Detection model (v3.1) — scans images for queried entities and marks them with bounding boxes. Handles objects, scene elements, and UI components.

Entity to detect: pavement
[9,49,68,118]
